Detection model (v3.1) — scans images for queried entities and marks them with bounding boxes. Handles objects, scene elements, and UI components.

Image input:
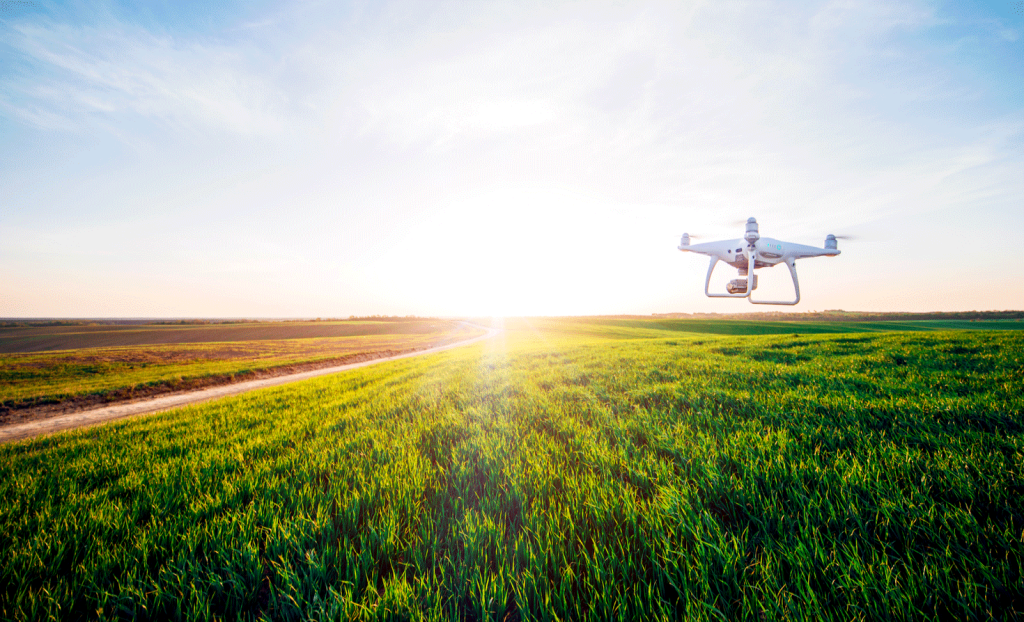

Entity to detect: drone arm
[749,257,800,305]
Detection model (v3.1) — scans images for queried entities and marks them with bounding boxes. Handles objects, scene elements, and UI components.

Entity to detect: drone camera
[726,275,758,294]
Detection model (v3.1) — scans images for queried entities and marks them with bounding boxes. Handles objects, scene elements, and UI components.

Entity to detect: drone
[678,217,840,305]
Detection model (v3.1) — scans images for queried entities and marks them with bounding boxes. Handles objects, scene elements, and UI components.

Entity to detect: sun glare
[404,186,640,316]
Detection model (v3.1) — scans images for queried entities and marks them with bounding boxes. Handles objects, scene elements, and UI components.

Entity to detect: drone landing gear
[749,257,800,306]
[703,254,801,306]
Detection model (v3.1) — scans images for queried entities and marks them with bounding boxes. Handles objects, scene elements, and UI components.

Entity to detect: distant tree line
[648,310,1024,322]
[4,311,1020,328]
[344,315,432,321]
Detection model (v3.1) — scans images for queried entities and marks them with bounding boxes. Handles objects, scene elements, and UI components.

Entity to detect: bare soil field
[0,320,452,353]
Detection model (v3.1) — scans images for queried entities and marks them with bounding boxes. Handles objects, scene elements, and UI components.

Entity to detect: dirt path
[0,324,499,445]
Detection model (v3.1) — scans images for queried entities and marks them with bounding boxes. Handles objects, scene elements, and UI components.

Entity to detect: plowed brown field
[0,320,452,353]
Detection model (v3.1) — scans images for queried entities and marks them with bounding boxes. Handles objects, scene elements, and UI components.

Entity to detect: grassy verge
[0,322,1021,620]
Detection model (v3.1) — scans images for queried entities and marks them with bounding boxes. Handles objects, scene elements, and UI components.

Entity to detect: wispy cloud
[2,17,286,136]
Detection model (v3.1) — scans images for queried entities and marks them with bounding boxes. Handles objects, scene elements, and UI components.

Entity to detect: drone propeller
[725,218,859,240]
[677,232,708,247]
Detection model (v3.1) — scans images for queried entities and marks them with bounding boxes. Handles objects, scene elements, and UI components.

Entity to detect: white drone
[678,217,840,305]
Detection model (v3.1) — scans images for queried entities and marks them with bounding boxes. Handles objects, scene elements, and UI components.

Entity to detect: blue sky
[2,0,1022,317]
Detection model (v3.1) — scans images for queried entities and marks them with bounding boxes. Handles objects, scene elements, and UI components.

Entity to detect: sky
[2,0,1022,318]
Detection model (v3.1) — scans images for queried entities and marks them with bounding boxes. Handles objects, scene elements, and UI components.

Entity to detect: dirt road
[0,324,498,445]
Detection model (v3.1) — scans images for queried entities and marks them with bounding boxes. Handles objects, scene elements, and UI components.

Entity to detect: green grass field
[1,319,1022,620]
[507,316,1024,337]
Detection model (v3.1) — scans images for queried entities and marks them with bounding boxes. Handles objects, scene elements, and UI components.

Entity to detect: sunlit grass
[0,321,1021,620]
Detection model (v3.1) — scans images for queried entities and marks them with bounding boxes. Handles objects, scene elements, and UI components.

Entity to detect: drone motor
[744,217,759,244]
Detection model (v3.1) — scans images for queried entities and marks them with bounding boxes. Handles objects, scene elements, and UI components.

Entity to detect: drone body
[678,217,840,305]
